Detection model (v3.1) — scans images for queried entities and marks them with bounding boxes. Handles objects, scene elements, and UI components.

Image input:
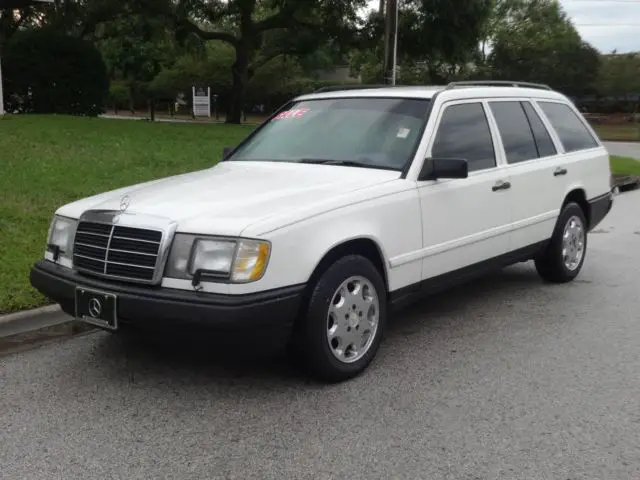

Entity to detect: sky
[562,0,640,53]
[366,0,640,54]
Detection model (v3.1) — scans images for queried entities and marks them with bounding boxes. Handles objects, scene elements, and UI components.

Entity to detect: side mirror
[222,147,234,159]
[418,157,468,181]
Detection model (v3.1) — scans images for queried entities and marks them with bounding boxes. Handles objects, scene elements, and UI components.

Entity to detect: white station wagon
[31,81,614,382]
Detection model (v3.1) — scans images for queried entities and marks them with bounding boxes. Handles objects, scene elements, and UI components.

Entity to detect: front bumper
[30,260,305,349]
[587,191,614,231]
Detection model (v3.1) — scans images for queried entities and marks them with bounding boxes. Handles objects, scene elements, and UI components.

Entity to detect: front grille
[73,221,163,282]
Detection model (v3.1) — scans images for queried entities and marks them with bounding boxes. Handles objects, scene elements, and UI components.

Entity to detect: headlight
[46,215,77,263]
[165,234,271,284]
[191,239,236,274]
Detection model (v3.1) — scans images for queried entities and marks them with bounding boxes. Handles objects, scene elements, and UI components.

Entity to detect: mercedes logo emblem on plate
[88,297,102,318]
[120,195,130,213]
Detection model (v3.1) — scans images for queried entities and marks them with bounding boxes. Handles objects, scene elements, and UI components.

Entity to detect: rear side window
[489,101,538,164]
[521,102,557,158]
[538,101,598,152]
[432,103,496,172]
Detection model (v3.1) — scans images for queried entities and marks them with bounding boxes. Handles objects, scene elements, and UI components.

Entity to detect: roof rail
[445,80,553,91]
[313,84,400,93]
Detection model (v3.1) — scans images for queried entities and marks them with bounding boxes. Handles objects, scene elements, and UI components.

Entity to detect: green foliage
[108,81,130,110]
[2,28,109,116]
[357,0,493,84]
[149,43,235,102]
[96,13,174,90]
[482,0,601,96]
[597,53,640,99]
[167,0,367,122]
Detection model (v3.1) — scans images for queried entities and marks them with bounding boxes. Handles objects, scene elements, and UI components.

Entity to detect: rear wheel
[292,255,387,383]
[535,202,588,283]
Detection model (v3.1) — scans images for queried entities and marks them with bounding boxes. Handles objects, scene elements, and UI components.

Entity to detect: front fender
[229,186,423,295]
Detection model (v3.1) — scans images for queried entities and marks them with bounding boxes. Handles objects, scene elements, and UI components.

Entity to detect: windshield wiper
[297,158,397,171]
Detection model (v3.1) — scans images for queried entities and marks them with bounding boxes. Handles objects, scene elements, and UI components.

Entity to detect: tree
[484,0,601,96]
[96,11,175,119]
[597,52,640,102]
[356,0,493,84]
[3,27,109,115]
[168,0,366,123]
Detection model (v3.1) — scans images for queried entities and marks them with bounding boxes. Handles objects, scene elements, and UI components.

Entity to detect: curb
[612,174,640,192]
[0,305,73,338]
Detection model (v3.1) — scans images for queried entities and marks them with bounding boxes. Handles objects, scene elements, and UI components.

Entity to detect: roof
[296,83,568,103]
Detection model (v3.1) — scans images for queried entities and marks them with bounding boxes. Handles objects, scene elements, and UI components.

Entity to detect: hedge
[2,28,109,116]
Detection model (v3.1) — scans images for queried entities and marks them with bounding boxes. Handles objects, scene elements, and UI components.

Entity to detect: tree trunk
[227,43,250,124]
[148,98,155,122]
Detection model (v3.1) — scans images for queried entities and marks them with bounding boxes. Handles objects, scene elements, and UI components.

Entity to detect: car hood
[57,161,400,236]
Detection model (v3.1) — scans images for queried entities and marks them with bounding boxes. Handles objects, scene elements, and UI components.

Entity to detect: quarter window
[538,101,598,153]
[489,101,538,164]
[521,102,557,158]
[432,103,496,172]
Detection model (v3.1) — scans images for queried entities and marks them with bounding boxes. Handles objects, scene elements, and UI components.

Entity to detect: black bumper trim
[587,191,614,231]
[30,260,305,345]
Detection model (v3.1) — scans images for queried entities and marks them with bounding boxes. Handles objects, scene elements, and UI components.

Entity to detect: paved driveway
[1,190,640,480]
[604,141,640,159]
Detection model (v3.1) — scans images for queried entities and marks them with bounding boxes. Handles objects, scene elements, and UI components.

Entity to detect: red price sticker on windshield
[273,108,310,120]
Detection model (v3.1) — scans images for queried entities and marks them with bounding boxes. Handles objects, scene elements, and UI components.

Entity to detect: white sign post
[192,86,211,118]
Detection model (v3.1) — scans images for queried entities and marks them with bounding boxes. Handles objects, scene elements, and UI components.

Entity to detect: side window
[521,102,557,158]
[538,101,598,153]
[489,101,538,164]
[432,103,496,172]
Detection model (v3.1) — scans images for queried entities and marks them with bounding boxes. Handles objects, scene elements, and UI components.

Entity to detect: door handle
[554,167,568,176]
[492,180,511,192]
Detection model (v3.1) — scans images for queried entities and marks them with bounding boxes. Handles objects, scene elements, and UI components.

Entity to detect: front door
[416,100,513,282]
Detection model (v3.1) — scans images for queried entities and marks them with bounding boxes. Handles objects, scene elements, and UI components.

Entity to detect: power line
[564,0,640,3]
[574,23,640,26]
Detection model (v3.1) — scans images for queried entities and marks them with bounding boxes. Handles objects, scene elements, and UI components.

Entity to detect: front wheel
[293,255,387,383]
[535,202,588,283]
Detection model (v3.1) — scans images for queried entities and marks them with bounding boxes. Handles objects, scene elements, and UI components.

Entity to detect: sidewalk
[604,141,640,160]
[100,111,266,125]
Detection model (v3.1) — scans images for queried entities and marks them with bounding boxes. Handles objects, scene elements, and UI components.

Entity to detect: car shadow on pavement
[86,263,545,386]
[385,262,543,336]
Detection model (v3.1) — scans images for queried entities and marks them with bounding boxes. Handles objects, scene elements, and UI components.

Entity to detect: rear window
[537,101,598,153]
[228,97,431,171]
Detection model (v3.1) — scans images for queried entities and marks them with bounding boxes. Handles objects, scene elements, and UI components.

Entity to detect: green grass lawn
[0,115,254,314]
[593,124,640,142]
[1,115,639,314]
[610,155,640,175]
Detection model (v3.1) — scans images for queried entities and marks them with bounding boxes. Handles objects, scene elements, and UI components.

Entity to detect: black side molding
[587,191,613,231]
[388,241,548,311]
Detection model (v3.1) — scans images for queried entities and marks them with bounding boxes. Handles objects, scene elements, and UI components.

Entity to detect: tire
[535,202,588,283]
[292,254,387,383]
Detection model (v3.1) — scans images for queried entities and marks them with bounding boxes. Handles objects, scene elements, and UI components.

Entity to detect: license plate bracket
[75,287,118,330]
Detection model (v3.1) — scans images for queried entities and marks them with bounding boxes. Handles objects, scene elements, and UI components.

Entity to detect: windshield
[226,97,431,172]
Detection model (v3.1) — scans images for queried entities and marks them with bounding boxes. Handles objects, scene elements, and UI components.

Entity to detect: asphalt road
[604,141,640,159]
[2,190,640,480]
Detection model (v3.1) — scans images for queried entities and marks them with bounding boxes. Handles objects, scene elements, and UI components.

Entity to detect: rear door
[535,100,608,200]
[485,99,565,250]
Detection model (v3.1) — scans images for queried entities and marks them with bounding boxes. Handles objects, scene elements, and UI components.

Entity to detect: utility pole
[382,0,398,85]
